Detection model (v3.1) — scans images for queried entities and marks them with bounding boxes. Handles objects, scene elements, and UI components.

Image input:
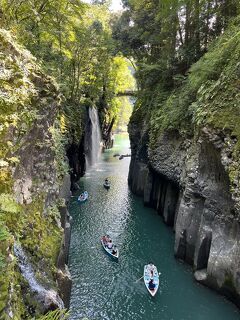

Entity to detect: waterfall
[85,107,102,169]
[14,244,64,310]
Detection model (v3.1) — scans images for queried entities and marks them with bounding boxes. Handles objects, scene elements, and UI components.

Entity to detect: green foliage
[114,0,240,84]
[49,122,69,181]
[1,0,240,318]
[104,56,135,124]
[0,223,11,242]
[64,102,86,145]
[0,193,21,214]
[0,253,6,269]
[115,0,240,143]
[189,22,240,130]
[0,30,64,319]
[0,6,135,318]
[108,56,135,95]
[20,196,62,264]
[145,16,238,141]
[36,309,69,320]
[1,1,135,136]
[0,30,40,170]
[0,220,15,316]
[114,97,133,132]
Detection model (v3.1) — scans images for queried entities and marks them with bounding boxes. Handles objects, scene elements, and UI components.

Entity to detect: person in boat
[102,235,107,244]
[79,193,84,200]
[107,239,113,249]
[148,262,155,277]
[148,262,155,271]
[102,235,110,244]
[105,178,109,185]
[148,279,156,290]
[112,245,117,255]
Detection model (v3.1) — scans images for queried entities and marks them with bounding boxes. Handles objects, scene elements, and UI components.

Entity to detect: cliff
[0,30,71,318]
[128,18,240,306]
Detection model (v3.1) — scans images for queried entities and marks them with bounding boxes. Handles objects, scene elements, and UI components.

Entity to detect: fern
[0,193,21,213]
[36,309,69,320]
[0,223,11,241]
[0,253,6,269]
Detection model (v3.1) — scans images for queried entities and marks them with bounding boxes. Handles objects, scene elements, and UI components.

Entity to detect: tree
[113,0,240,90]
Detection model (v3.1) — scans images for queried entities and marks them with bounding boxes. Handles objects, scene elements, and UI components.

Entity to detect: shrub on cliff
[149,16,240,148]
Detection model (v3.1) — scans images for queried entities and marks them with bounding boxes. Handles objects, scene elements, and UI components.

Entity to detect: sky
[109,0,123,11]
[82,0,123,12]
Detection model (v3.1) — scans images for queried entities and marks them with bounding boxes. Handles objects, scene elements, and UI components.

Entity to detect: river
[69,134,239,320]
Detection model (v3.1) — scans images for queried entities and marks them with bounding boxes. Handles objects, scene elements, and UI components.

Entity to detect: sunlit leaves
[0,194,21,214]
[108,56,135,94]
[36,309,69,320]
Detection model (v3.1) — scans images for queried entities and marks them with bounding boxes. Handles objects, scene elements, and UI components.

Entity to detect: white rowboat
[144,264,159,297]
[100,237,119,260]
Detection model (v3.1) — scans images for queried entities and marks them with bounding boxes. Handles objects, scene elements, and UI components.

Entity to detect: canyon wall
[0,30,72,318]
[129,122,240,306]
[128,19,240,307]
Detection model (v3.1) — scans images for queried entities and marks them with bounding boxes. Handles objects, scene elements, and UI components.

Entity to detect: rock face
[67,137,86,190]
[57,178,72,309]
[128,119,240,307]
[14,244,64,313]
[0,30,72,318]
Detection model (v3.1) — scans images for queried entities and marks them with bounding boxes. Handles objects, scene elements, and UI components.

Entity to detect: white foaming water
[14,243,64,309]
[85,107,102,169]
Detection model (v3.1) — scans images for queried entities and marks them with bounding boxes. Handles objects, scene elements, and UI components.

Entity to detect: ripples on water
[69,134,240,320]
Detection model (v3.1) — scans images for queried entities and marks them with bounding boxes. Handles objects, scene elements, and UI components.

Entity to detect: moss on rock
[138,17,240,201]
[0,29,67,318]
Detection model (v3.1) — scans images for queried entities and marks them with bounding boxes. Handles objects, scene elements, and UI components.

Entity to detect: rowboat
[144,264,159,297]
[78,191,88,202]
[100,236,119,260]
[103,182,110,189]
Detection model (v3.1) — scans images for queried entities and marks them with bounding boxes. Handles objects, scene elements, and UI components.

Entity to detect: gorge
[1,0,240,319]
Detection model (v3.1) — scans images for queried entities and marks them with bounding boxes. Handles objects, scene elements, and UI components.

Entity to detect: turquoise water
[69,134,240,320]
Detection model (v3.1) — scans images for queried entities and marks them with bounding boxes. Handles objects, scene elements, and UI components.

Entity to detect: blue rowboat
[144,264,159,297]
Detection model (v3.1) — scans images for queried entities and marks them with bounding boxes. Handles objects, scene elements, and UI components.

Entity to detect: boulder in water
[194,269,208,283]
[41,289,64,311]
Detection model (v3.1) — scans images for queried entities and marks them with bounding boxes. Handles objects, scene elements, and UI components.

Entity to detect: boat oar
[135,275,144,282]
[136,272,161,283]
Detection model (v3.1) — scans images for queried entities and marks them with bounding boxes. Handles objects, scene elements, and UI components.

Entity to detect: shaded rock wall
[57,176,72,309]
[128,122,240,307]
[67,137,86,190]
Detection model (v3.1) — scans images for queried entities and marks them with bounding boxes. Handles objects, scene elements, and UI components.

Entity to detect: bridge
[117,90,137,97]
